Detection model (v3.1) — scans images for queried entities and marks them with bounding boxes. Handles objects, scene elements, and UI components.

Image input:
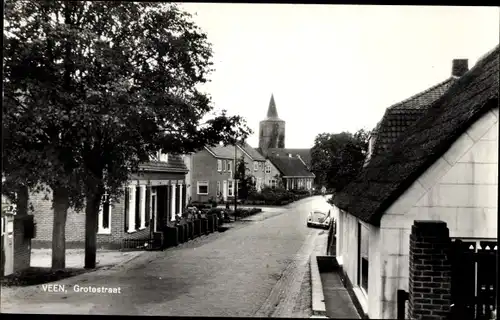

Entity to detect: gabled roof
[333,45,499,226]
[371,76,458,157]
[205,145,236,159]
[268,154,315,178]
[139,154,188,173]
[265,148,312,168]
[238,142,266,161]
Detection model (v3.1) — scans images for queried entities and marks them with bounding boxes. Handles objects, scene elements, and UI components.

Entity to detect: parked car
[307,209,333,229]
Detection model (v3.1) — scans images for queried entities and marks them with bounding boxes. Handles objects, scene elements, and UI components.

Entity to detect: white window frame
[265,163,271,174]
[270,179,277,189]
[358,222,369,296]
[197,181,209,195]
[127,185,136,233]
[139,185,146,230]
[223,160,227,172]
[254,162,258,171]
[228,180,234,197]
[98,192,112,234]
[151,188,158,232]
[217,159,222,172]
[217,181,221,196]
[227,161,232,173]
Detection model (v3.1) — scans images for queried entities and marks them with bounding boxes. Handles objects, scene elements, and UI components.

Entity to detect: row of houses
[330,46,499,319]
[1,95,316,271]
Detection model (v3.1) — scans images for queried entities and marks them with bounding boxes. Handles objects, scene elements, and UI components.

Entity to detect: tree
[234,155,255,200]
[310,129,370,193]
[3,1,251,269]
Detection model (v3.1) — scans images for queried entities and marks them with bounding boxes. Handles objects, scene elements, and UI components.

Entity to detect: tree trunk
[84,192,100,269]
[52,186,69,270]
[16,185,29,216]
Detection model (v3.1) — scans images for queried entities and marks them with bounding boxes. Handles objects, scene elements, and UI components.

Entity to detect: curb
[310,254,327,317]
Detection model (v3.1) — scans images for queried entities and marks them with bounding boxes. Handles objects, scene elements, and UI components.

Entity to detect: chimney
[452,59,468,77]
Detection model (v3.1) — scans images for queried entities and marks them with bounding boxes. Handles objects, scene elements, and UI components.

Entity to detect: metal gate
[450,239,497,320]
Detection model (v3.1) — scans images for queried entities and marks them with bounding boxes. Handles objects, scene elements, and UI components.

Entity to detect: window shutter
[124,188,129,232]
[145,187,151,227]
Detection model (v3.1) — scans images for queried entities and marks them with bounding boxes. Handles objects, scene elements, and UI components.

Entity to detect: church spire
[266,94,279,119]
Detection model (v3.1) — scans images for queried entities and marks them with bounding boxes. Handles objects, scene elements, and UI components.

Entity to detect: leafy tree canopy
[310,129,370,193]
[3,1,252,206]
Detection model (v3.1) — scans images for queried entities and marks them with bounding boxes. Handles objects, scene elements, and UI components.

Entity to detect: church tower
[258,94,286,154]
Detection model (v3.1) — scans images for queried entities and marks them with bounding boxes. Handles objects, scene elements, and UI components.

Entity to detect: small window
[265,164,271,174]
[227,161,232,173]
[223,160,227,172]
[217,159,222,172]
[197,181,209,195]
[358,223,369,294]
[217,181,221,196]
[254,162,258,171]
[228,180,234,197]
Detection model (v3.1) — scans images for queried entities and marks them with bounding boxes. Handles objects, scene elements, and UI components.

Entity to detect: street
[1,195,332,317]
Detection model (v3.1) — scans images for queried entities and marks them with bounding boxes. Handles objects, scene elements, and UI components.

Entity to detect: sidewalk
[310,231,360,319]
[30,249,145,269]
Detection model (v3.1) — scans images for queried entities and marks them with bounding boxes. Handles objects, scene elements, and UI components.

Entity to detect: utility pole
[233,139,238,219]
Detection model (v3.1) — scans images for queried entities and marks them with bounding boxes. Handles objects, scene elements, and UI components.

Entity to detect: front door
[223,180,228,202]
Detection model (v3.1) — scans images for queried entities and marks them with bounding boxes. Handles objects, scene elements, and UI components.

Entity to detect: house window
[265,164,271,174]
[227,160,232,173]
[98,192,112,234]
[126,185,137,233]
[149,187,156,230]
[358,223,369,294]
[135,187,141,230]
[217,159,222,172]
[228,180,234,197]
[124,188,129,232]
[217,181,221,197]
[254,162,258,171]
[197,181,209,195]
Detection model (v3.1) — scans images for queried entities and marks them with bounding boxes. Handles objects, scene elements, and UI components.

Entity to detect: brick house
[330,46,499,319]
[30,152,189,250]
[188,142,272,203]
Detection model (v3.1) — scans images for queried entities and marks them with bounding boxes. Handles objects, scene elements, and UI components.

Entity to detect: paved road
[1,195,332,317]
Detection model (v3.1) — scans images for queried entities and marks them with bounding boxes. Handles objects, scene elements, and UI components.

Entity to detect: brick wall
[408,220,452,320]
[13,215,32,271]
[30,184,153,250]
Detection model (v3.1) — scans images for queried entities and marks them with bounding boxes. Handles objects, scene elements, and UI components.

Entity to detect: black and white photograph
[1,2,499,319]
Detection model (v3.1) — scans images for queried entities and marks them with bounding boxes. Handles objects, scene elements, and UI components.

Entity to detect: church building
[256,94,315,191]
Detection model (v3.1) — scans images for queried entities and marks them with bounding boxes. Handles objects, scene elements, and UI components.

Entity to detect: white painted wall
[338,108,499,319]
[337,209,382,318]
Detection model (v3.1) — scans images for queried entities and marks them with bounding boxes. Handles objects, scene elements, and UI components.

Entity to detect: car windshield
[312,211,326,219]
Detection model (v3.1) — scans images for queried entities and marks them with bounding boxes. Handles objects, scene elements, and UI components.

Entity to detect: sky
[178,4,499,148]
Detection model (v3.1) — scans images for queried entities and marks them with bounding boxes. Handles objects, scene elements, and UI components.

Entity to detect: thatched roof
[333,45,499,226]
